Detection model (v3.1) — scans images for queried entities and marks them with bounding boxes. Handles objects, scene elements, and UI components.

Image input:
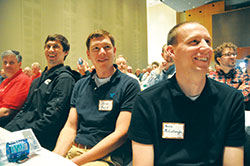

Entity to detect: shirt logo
[162,122,184,139]
[110,93,115,98]
[99,100,113,111]
[44,79,51,85]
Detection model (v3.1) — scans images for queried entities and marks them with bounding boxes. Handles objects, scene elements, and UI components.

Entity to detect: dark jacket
[5,64,81,150]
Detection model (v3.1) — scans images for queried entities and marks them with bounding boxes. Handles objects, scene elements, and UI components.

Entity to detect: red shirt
[31,72,41,81]
[0,69,32,110]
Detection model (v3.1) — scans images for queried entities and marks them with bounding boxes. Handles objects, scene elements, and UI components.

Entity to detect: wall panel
[0,0,148,70]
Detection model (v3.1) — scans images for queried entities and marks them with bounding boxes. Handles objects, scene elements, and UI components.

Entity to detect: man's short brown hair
[86,30,115,50]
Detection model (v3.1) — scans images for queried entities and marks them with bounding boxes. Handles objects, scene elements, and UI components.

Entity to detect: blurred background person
[116,54,139,81]
[141,44,175,89]
[76,57,91,76]
[0,50,31,127]
[23,66,32,77]
[127,65,133,73]
[31,62,41,81]
[208,42,250,109]
[0,69,6,84]
[135,68,142,78]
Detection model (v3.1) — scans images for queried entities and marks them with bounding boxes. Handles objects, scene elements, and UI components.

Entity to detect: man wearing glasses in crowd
[208,42,250,109]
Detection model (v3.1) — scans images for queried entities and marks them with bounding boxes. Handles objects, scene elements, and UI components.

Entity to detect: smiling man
[128,22,245,166]
[208,42,250,108]
[53,30,140,166]
[0,50,31,127]
[5,34,80,151]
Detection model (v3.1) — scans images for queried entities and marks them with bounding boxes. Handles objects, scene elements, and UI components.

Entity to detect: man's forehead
[223,47,235,53]
[177,23,211,40]
[46,40,62,45]
[3,54,17,60]
[90,36,111,45]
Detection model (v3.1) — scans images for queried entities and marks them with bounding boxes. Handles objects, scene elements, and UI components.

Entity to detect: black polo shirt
[128,75,245,166]
[71,65,140,147]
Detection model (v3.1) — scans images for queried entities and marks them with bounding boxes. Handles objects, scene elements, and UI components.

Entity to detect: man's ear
[216,57,221,65]
[64,51,69,60]
[164,45,175,59]
[18,62,22,68]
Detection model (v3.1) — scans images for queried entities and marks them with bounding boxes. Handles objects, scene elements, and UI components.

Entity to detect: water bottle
[6,139,30,163]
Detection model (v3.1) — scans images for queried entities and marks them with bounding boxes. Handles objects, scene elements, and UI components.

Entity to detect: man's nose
[48,46,54,52]
[200,39,210,48]
[199,39,212,53]
[99,47,106,55]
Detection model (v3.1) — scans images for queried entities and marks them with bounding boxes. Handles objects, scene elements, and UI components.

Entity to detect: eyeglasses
[222,53,237,57]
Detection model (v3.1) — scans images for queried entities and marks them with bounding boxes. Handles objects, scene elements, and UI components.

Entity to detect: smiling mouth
[194,57,208,62]
[48,54,56,58]
[98,59,108,62]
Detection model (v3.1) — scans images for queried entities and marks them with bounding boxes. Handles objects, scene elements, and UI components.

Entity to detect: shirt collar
[90,64,121,85]
[218,68,236,78]
[169,75,218,101]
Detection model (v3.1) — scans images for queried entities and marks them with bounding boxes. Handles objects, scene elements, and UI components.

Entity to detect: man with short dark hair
[5,34,80,151]
[53,30,140,166]
[128,22,245,166]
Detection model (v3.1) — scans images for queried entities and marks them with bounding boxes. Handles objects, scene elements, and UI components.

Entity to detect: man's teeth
[195,57,208,61]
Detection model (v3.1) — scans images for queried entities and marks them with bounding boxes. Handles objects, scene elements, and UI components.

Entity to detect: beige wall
[147,3,176,65]
[0,0,148,71]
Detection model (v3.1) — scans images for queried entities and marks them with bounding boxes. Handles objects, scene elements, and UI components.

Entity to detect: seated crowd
[0,22,249,166]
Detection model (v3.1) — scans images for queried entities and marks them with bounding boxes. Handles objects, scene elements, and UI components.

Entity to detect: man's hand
[0,107,12,118]
[77,58,89,76]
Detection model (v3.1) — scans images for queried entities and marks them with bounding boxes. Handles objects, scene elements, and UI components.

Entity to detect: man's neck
[47,63,63,71]
[220,65,233,74]
[176,72,206,97]
[95,66,116,79]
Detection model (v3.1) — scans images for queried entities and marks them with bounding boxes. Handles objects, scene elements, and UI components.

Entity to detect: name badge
[162,122,184,139]
[98,100,113,111]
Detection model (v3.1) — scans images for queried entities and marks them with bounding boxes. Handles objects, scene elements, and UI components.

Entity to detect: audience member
[127,65,133,73]
[151,61,159,70]
[208,42,250,108]
[128,22,245,166]
[5,34,81,151]
[0,69,6,84]
[135,68,142,78]
[140,65,152,82]
[139,68,146,81]
[53,30,140,166]
[0,50,31,127]
[23,66,32,77]
[77,57,91,76]
[244,55,250,74]
[89,65,95,73]
[115,54,139,81]
[141,44,175,89]
[31,62,41,81]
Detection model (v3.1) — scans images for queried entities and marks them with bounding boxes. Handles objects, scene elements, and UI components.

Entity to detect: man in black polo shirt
[128,22,245,166]
[53,30,140,166]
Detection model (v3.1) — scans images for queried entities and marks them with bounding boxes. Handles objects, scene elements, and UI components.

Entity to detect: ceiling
[147,0,222,12]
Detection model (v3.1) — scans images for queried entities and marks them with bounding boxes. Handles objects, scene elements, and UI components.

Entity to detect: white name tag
[98,100,113,111]
[162,122,184,139]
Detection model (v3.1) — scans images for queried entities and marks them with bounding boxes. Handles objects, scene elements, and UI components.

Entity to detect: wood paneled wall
[185,1,225,47]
